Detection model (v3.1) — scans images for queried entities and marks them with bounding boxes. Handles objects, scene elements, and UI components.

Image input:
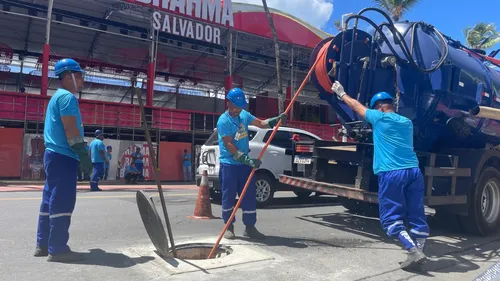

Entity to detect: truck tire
[293,190,313,200]
[255,173,275,208]
[459,167,500,236]
[210,189,222,203]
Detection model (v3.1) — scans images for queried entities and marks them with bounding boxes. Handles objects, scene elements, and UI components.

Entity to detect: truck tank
[309,8,500,152]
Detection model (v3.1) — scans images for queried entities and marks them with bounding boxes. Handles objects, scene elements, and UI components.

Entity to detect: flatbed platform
[279,175,468,206]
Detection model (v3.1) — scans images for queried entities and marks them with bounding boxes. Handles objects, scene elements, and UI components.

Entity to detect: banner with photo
[21,134,45,180]
[116,141,158,181]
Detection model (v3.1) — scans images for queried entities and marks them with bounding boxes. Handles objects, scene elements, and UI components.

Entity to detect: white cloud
[234,0,334,30]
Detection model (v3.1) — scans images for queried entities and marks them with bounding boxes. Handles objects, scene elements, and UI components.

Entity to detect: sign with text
[128,0,233,45]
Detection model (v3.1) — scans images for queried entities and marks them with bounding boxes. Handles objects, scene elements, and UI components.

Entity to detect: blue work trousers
[135,162,144,178]
[36,151,78,255]
[90,163,104,190]
[220,163,257,226]
[378,167,430,250]
[183,165,192,181]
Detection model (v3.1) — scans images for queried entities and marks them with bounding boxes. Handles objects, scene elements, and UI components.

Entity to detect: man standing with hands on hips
[331,81,429,269]
[217,88,287,240]
[34,58,92,262]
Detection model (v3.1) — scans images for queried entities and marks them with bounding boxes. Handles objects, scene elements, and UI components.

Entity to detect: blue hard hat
[106,145,112,150]
[95,129,103,137]
[370,92,394,109]
[54,58,84,76]
[226,88,247,108]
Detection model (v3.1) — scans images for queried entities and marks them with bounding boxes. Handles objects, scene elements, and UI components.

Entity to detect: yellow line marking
[0,193,197,201]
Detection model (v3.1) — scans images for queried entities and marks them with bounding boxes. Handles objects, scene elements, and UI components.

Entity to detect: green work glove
[264,113,288,128]
[233,151,262,169]
[71,142,93,175]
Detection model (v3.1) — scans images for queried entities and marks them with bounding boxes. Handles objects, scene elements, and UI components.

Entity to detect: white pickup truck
[195,125,322,207]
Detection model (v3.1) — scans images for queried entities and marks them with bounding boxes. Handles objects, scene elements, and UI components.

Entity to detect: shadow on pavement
[59,248,155,268]
[211,195,340,210]
[297,211,500,278]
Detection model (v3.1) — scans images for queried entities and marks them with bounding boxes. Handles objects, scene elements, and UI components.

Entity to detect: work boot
[243,226,266,240]
[47,250,84,263]
[224,224,236,240]
[400,247,427,270]
[90,187,102,192]
[34,246,48,257]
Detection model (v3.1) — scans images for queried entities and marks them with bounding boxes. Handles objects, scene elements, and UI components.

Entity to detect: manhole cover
[170,243,233,260]
[136,190,170,257]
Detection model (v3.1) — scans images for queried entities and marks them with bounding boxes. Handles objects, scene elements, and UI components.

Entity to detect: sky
[235,0,500,53]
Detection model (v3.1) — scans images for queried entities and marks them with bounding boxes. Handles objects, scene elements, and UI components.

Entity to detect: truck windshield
[204,129,257,145]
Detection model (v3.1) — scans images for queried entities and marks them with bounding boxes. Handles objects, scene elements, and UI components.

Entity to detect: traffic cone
[188,170,217,220]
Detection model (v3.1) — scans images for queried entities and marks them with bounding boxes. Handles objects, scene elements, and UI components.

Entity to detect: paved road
[0,188,498,281]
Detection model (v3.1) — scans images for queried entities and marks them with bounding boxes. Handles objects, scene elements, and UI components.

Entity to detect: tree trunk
[261,0,284,114]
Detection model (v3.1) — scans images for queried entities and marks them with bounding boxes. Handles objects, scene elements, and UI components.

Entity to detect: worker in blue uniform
[217,88,287,240]
[34,58,92,262]
[331,81,429,269]
[89,130,108,191]
[103,145,112,180]
[131,146,144,181]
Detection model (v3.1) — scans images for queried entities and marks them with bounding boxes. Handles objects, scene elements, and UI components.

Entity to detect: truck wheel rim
[255,180,271,203]
[481,179,500,224]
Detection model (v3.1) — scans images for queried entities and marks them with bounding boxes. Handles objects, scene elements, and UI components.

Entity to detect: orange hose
[207,44,329,259]
[314,41,335,94]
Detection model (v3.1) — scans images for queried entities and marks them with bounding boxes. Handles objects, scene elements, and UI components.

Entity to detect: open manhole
[169,243,233,260]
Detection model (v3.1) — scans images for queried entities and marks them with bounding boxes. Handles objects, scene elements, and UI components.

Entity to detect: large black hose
[344,9,449,74]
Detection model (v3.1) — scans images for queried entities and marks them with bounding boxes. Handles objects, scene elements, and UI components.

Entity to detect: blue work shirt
[125,165,138,175]
[365,109,419,175]
[131,152,143,164]
[90,139,106,163]
[105,152,112,169]
[44,89,84,161]
[183,153,191,167]
[217,110,256,165]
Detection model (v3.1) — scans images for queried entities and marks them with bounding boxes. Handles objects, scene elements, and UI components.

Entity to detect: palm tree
[261,0,284,113]
[463,23,500,50]
[372,0,421,22]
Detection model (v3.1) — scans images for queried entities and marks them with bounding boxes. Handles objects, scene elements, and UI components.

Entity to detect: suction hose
[310,8,450,98]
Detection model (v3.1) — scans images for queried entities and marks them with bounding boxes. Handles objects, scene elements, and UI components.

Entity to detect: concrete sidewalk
[0,180,196,186]
[0,180,199,192]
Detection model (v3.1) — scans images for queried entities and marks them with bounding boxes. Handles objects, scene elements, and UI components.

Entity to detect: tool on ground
[206,45,328,259]
[188,170,216,219]
[133,86,177,257]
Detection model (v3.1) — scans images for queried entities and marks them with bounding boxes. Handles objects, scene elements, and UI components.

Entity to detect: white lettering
[172,17,180,35]
[152,11,161,30]
[213,27,220,44]
[195,23,203,40]
[221,0,234,27]
[162,14,171,33]
[204,25,213,43]
[152,12,224,44]
[169,0,185,14]
[202,0,221,24]
[161,0,168,9]
[186,21,194,38]
[186,0,201,18]
[179,18,188,36]
[136,0,151,3]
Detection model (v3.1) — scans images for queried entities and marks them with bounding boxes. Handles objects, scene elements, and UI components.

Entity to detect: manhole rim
[168,242,234,260]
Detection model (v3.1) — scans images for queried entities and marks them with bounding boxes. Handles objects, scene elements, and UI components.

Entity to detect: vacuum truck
[279,8,500,236]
